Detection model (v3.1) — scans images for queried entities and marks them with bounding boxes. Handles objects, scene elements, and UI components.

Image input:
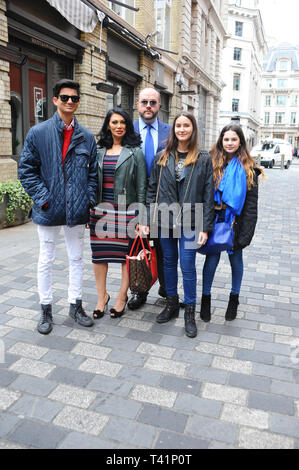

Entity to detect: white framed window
[109,0,136,26]
[291,112,296,124]
[265,95,271,106]
[232,98,239,112]
[277,79,288,88]
[291,95,298,106]
[235,21,243,37]
[275,112,285,124]
[276,95,287,106]
[233,47,242,61]
[264,112,270,124]
[233,73,241,91]
[155,0,172,50]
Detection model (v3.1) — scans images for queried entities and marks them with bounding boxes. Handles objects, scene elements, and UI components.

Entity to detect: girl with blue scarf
[200,124,264,322]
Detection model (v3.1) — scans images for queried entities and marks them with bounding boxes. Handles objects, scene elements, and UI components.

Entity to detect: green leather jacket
[96,145,147,205]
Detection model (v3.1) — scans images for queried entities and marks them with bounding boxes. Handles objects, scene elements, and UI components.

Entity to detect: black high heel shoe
[110,296,128,318]
[93,293,110,319]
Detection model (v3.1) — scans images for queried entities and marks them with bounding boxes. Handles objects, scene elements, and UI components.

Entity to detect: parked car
[251,139,293,169]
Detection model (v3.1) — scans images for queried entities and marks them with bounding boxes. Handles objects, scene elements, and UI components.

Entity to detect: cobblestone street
[0,163,299,450]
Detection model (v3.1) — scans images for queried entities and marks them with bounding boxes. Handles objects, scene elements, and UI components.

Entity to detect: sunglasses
[59,94,80,103]
[140,100,158,106]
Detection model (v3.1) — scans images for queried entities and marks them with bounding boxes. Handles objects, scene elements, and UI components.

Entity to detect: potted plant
[0,180,32,229]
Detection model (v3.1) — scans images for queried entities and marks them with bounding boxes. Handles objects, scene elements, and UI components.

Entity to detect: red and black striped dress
[89,154,135,264]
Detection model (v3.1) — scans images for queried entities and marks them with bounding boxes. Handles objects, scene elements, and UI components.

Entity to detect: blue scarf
[214,156,247,228]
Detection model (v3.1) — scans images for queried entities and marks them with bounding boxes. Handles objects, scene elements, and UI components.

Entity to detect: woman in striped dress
[90,108,147,319]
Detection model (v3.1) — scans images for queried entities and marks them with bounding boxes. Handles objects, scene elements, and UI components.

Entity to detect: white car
[251,140,293,169]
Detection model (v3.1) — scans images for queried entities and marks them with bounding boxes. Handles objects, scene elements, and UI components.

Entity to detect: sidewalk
[0,163,299,449]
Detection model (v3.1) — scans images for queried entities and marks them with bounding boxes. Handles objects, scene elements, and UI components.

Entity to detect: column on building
[0,0,17,181]
[205,91,216,150]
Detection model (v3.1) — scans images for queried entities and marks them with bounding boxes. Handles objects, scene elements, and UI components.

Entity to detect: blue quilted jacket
[19,112,98,227]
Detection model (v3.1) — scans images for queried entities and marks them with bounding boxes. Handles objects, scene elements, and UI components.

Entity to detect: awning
[46,0,103,32]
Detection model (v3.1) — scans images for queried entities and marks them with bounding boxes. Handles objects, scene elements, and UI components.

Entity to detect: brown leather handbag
[126,234,157,292]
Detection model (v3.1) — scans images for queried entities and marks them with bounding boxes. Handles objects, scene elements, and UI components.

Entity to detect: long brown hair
[210,124,264,190]
[158,112,199,167]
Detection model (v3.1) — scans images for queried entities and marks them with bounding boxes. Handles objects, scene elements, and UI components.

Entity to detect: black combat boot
[156,295,180,324]
[38,304,53,335]
[225,293,239,321]
[69,299,94,327]
[199,294,211,322]
[184,304,197,338]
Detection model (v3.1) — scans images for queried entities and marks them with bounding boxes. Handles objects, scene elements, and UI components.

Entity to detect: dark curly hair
[97,107,141,149]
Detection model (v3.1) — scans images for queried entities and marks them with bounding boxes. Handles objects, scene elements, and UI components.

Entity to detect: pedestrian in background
[200,124,264,323]
[90,107,147,319]
[144,111,214,338]
[127,87,171,311]
[19,79,97,335]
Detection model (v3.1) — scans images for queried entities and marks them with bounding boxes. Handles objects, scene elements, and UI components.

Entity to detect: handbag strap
[152,164,163,224]
[175,162,196,224]
[128,233,151,268]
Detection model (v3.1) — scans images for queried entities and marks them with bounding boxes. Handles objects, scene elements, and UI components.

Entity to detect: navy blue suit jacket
[133,119,171,154]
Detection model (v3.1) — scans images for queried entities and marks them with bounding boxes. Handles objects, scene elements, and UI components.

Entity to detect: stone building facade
[219,0,267,148]
[260,44,299,151]
[0,0,227,182]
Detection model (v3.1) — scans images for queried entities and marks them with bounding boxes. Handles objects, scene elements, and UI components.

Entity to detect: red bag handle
[128,233,152,269]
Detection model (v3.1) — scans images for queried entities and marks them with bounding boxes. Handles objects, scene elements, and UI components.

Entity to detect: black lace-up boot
[69,299,94,327]
[184,304,197,338]
[225,294,239,321]
[38,304,53,335]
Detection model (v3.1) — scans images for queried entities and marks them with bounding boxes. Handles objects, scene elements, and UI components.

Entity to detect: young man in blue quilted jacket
[19,79,98,335]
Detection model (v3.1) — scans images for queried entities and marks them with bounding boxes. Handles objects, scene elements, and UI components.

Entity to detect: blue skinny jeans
[159,230,198,305]
[202,249,244,296]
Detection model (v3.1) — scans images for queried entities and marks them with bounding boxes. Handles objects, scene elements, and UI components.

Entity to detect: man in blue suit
[128,87,171,310]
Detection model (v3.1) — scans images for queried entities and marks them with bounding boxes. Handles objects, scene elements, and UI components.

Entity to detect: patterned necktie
[144,124,155,176]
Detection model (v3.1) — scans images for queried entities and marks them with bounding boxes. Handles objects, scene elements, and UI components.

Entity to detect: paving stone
[248,391,294,415]
[212,356,252,375]
[7,342,49,360]
[92,394,141,419]
[144,356,188,377]
[0,370,18,387]
[0,412,20,438]
[79,358,122,377]
[0,388,21,410]
[71,342,111,360]
[48,366,94,388]
[221,403,269,429]
[174,393,222,418]
[253,363,293,382]
[58,431,117,449]
[239,427,294,449]
[137,404,188,433]
[136,342,175,359]
[9,395,63,422]
[187,365,228,384]
[228,372,271,393]
[201,383,248,406]
[9,375,57,397]
[155,430,209,449]
[159,375,201,396]
[53,405,109,436]
[271,414,299,439]
[131,384,177,408]
[186,415,238,444]
[103,417,156,448]
[118,366,162,386]
[235,348,273,365]
[195,342,235,357]
[48,384,98,409]
[7,419,67,449]
[9,358,56,378]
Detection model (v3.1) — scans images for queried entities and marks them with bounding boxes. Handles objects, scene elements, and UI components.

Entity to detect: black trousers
[128,236,165,294]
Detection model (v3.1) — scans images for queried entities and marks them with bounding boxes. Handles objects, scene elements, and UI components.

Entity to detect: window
[233,47,242,61]
[264,112,270,124]
[236,0,242,5]
[155,0,172,50]
[276,95,287,106]
[109,0,135,26]
[289,136,293,144]
[232,98,239,112]
[291,95,298,106]
[279,60,288,71]
[277,79,287,88]
[265,95,271,106]
[291,112,296,124]
[233,73,241,91]
[275,112,285,124]
[266,79,272,88]
[235,21,243,37]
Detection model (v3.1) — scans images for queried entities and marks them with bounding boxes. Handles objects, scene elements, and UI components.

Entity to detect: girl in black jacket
[144,112,214,338]
[200,124,264,323]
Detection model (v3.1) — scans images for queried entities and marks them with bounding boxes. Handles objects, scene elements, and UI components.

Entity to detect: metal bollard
[281,154,285,170]
[257,154,261,166]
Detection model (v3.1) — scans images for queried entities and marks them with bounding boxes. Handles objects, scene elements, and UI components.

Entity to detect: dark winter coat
[18,112,98,227]
[146,150,215,232]
[233,167,261,250]
[96,146,147,205]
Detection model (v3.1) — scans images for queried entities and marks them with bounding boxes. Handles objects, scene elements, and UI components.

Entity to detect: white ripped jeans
[37,224,86,305]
